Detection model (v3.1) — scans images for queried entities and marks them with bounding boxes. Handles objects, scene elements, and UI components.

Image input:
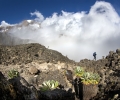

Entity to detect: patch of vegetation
[75,66,85,77]
[40,80,59,91]
[75,66,100,85]
[81,72,100,85]
[8,69,19,79]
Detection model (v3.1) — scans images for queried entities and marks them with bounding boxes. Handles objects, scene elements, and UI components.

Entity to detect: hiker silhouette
[93,52,97,60]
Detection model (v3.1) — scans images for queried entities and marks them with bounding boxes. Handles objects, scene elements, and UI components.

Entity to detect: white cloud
[0,21,10,27]
[30,10,44,22]
[6,1,120,61]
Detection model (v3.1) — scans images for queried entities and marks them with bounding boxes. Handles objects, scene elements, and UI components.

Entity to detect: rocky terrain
[0,43,120,100]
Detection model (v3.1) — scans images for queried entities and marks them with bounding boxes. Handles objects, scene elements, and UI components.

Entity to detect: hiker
[93,52,97,60]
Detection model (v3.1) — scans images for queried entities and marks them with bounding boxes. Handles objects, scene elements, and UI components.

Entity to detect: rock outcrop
[78,49,120,100]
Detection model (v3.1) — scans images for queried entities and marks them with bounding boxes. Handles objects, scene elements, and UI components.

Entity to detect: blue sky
[0,0,120,24]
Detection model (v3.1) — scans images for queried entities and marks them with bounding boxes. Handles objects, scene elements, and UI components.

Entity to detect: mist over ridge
[0,1,120,61]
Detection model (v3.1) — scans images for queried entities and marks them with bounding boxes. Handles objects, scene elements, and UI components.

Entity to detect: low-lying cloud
[1,1,120,61]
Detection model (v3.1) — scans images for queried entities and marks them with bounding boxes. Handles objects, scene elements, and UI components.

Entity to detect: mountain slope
[0,43,75,65]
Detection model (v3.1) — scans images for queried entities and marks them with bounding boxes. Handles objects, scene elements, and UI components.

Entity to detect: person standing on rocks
[93,52,97,60]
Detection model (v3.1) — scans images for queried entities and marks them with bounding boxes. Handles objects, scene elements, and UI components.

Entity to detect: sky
[0,0,120,24]
[0,0,120,61]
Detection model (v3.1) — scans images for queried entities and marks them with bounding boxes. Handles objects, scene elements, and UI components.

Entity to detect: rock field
[0,43,120,100]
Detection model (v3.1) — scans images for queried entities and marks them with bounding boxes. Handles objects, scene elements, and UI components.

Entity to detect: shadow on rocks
[39,88,75,100]
[8,76,40,100]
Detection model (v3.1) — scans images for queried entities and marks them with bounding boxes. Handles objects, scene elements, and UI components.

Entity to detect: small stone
[28,66,39,74]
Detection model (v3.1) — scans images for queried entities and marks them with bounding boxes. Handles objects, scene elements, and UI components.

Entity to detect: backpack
[93,52,96,56]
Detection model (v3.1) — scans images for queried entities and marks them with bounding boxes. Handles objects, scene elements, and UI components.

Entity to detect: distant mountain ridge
[0,20,40,45]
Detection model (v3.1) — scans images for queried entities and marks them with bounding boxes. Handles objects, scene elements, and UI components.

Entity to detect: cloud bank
[1,1,120,61]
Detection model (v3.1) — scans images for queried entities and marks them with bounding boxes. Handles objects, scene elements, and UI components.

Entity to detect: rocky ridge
[0,43,120,100]
[0,43,74,65]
